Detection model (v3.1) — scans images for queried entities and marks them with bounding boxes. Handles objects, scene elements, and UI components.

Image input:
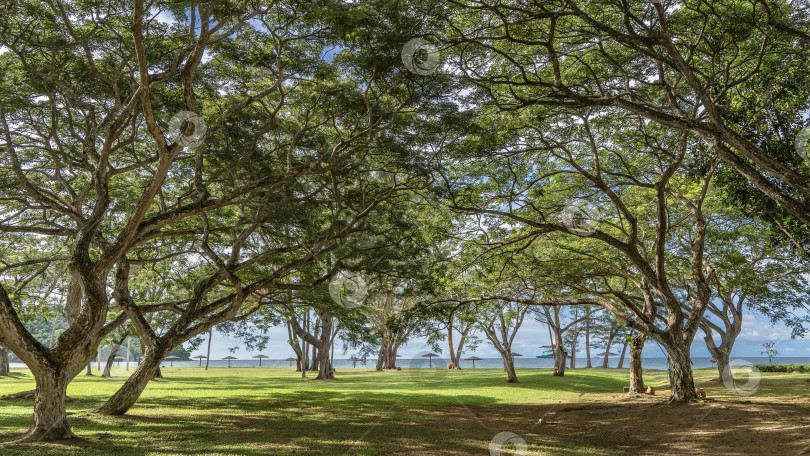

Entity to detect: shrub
[753,364,810,373]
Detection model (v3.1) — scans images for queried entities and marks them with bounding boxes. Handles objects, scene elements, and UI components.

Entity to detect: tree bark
[714,349,731,383]
[97,345,166,415]
[666,343,697,403]
[553,342,567,376]
[18,368,75,442]
[501,351,518,382]
[0,343,9,376]
[552,325,566,376]
[85,362,93,376]
[629,334,645,393]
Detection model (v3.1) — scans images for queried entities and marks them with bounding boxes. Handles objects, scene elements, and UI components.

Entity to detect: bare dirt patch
[439,396,810,455]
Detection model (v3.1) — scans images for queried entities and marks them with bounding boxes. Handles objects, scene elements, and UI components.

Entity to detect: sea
[10,356,810,370]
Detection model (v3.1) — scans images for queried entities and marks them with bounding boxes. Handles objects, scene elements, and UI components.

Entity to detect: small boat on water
[536,353,553,358]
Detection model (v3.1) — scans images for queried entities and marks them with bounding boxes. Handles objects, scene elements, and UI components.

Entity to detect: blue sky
[195,311,809,361]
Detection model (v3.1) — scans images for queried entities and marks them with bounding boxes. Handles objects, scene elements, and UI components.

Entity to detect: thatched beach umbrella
[222,356,237,368]
[464,356,483,368]
[114,356,125,366]
[252,354,269,367]
[596,352,619,357]
[348,357,362,368]
[192,355,207,366]
[284,357,297,367]
[511,352,523,358]
[422,353,439,368]
[164,355,180,367]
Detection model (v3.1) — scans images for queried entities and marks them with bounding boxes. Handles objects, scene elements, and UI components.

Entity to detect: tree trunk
[447,321,459,369]
[553,343,567,376]
[205,328,212,370]
[19,368,75,441]
[585,313,592,368]
[376,345,385,371]
[97,347,165,415]
[501,352,518,382]
[385,344,395,369]
[85,363,93,376]
[601,333,615,368]
[714,350,731,382]
[102,333,127,378]
[551,326,566,376]
[314,314,334,380]
[629,334,645,393]
[666,343,697,403]
[617,339,628,369]
[569,333,577,369]
[0,343,9,376]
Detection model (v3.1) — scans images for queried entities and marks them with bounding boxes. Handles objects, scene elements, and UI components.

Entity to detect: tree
[0,0,445,437]
[697,205,810,380]
[441,109,718,402]
[477,300,529,383]
[761,342,779,365]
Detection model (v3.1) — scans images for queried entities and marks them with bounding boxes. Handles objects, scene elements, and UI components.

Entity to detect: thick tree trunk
[314,315,334,380]
[85,363,93,376]
[703,326,735,382]
[629,334,645,393]
[714,350,731,382]
[502,353,518,382]
[666,344,697,404]
[553,343,567,376]
[97,347,165,415]
[388,343,400,369]
[19,368,75,442]
[0,343,9,376]
[376,338,388,371]
[552,327,566,376]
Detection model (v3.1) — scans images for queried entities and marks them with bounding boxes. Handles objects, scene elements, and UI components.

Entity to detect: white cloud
[155,11,176,25]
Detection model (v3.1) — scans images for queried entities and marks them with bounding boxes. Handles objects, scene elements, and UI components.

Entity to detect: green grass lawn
[1,366,809,455]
